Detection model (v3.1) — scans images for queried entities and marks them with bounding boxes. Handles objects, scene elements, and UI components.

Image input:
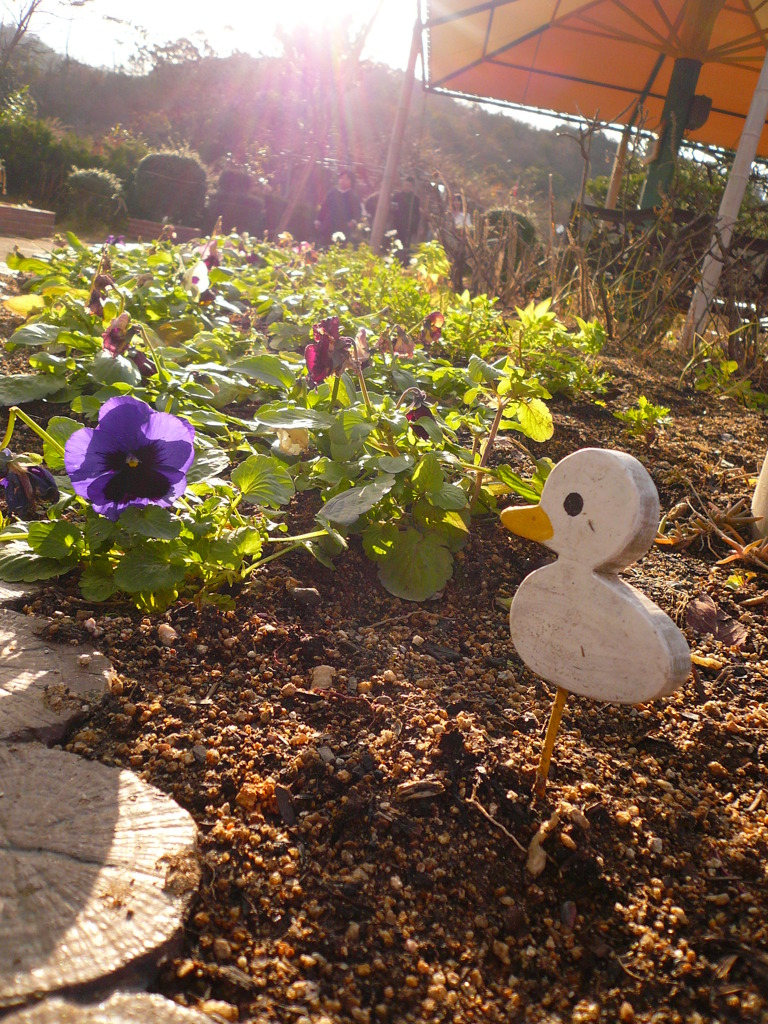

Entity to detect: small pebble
[199,999,238,1021]
[311,665,335,690]
[157,623,178,647]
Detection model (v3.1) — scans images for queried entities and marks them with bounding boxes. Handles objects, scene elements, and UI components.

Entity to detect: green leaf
[27,521,82,561]
[88,352,142,387]
[318,477,394,527]
[231,355,296,390]
[43,416,81,471]
[255,406,333,430]
[377,528,453,601]
[113,542,188,593]
[186,446,231,484]
[493,464,541,504]
[118,506,182,540]
[362,521,400,562]
[468,354,503,383]
[374,455,413,474]
[412,452,444,494]
[413,501,469,553]
[155,317,199,343]
[80,560,118,602]
[66,230,87,252]
[0,540,68,582]
[71,395,103,418]
[0,374,67,406]
[231,455,295,507]
[229,527,264,557]
[7,322,61,347]
[85,516,117,552]
[431,482,468,510]
[507,398,554,442]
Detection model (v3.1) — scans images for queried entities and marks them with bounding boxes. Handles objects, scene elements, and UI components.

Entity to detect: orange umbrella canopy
[424,0,768,156]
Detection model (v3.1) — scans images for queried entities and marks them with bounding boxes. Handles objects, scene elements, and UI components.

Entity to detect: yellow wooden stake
[534,686,568,797]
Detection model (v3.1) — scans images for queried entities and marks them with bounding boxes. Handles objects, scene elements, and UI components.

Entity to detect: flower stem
[329,375,341,411]
[265,529,327,543]
[138,324,171,383]
[0,407,65,457]
[469,398,508,511]
[356,363,373,418]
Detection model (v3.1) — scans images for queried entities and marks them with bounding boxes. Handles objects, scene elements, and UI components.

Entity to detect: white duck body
[502,449,690,704]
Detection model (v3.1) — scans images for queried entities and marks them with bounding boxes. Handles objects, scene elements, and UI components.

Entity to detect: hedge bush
[0,113,98,211]
[129,150,207,225]
[65,167,125,229]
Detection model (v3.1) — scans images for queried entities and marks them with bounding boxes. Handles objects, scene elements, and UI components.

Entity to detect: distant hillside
[13,36,617,231]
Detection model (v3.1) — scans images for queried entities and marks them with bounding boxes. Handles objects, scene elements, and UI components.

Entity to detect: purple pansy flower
[404,391,435,440]
[102,312,136,357]
[64,396,195,521]
[305,316,352,385]
[0,448,59,518]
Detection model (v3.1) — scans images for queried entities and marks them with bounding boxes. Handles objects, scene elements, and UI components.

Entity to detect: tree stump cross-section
[0,742,200,1009]
[0,610,114,744]
[1,991,215,1023]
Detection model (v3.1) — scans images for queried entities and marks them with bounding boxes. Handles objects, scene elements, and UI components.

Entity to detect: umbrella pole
[534,686,568,797]
[682,44,768,352]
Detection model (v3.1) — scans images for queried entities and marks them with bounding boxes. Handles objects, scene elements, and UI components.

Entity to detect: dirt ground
[8,340,768,1024]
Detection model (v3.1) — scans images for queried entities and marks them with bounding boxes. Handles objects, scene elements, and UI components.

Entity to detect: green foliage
[0,93,99,210]
[484,208,537,248]
[65,167,125,229]
[613,395,671,438]
[0,232,611,607]
[129,150,207,225]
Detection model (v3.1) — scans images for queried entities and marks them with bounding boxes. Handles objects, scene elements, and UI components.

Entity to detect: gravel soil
[8,342,768,1024]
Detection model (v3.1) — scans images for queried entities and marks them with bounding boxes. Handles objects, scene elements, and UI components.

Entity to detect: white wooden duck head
[502,448,660,573]
[501,448,690,706]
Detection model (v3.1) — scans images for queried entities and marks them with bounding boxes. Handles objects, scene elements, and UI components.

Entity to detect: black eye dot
[563,492,583,517]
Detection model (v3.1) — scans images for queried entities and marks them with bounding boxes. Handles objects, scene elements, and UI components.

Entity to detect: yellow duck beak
[500,504,554,543]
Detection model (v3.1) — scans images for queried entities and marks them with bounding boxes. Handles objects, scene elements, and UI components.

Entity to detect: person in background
[391,175,421,262]
[314,169,362,246]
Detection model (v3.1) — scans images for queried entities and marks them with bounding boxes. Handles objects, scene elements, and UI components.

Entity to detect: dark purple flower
[125,347,155,379]
[105,235,125,245]
[87,273,115,317]
[102,312,136,357]
[405,392,435,440]
[305,316,353,385]
[0,448,59,518]
[419,311,445,348]
[64,396,195,521]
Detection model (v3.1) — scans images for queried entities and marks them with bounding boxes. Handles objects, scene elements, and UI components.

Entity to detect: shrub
[129,151,207,225]
[206,167,264,234]
[217,168,254,195]
[483,207,537,250]
[65,167,125,229]
[0,102,99,211]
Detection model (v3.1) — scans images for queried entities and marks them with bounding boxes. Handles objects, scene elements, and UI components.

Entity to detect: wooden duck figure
[501,448,690,793]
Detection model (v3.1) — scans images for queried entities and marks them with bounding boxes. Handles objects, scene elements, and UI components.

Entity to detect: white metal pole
[370,14,422,254]
[682,46,768,351]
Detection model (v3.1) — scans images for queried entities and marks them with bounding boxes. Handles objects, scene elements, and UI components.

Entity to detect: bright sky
[32,0,420,71]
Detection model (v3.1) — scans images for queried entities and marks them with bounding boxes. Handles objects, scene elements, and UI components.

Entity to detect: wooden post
[535,686,568,796]
[682,46,768,351]
[370,14,422,254]
[605,128,631,210]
